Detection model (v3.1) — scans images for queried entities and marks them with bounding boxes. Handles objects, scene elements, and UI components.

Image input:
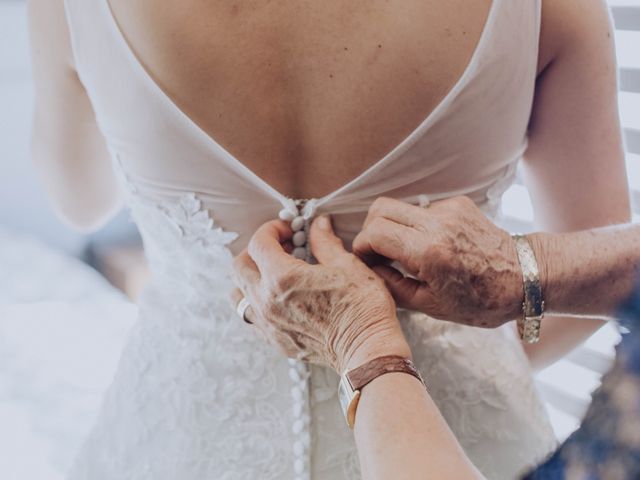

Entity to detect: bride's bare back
[30,0,627,226]
[108,0,493,198]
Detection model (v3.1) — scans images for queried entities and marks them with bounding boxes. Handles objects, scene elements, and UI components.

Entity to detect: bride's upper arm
[521,0,631,369]
[525,0,630,229]
[28,0,122,232]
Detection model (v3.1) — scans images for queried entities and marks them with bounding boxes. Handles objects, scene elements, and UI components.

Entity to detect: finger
[248,220,299,274]
[428,195,475,213]
[353,218,422,274]
[232,249,261,295]
[372,265,427,310]
[308,215,350,266]
[364,197,425,230]
[243,305,256,324]
[230,288,257,324]
[247,315,273,345]
[230,288,244,308]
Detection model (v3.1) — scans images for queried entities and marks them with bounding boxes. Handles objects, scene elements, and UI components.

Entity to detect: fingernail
[317,215,330,230]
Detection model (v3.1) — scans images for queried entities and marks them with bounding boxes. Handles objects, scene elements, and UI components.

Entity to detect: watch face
[338,377,350,413]
[338,376,362,429]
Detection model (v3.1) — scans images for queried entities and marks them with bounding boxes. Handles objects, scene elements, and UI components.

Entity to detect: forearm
[522,224,638,369]
[520,0,631,366]
[353,373,483,480]
[32,107,122,231]
[532,223,640,318]
[346,340,483,480]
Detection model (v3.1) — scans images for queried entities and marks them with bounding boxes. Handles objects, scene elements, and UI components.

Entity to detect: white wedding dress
[65,0,557,478]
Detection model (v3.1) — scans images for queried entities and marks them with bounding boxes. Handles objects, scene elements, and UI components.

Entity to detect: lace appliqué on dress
[69,189,301,480]
[159,193,238,246]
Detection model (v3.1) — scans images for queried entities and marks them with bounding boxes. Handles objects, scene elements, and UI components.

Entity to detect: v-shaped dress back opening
[100,0,502,208]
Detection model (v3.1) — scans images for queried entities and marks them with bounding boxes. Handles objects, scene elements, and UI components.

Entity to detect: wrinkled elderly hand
[352,196,524,328]
[232,216,410,373]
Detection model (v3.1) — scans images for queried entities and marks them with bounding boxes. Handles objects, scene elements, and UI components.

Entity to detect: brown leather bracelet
[348,355,424,391]
[338,355,426,429]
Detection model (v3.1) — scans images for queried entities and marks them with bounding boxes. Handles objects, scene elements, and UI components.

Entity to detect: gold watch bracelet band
[512,234,545,344]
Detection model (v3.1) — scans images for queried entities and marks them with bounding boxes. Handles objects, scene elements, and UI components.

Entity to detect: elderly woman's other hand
[232,216,410,373]
[352,196,525,328]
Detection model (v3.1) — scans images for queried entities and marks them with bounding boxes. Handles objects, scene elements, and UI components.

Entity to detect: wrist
[527,232,554,312]
[340,326,412,374]
[504,232,528,322]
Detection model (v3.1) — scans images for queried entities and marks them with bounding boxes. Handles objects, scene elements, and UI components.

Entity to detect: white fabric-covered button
[293,440,304,456]
[292,231,307,247]
[279,209,297,222]
[292,419,304,434]
[291,387,303,401]
[291,216,305,232]
[418,194,431,208]
[289,368,301,382]
[283,202,314,480]
[301,198,319,219]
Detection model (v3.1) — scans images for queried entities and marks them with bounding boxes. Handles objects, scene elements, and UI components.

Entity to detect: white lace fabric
[62,0,557,478]
[68,189,556,480]
[69,191,361,480]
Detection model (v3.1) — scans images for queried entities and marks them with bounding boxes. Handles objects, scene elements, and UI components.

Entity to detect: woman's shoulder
[538,0,615,75]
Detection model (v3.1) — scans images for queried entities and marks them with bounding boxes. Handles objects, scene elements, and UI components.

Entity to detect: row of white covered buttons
[279,208,309,260]
[279,201,313,480]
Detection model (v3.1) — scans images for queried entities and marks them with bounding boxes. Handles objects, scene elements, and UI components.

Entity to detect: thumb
[309,215,349,265]
[372,265,423,310]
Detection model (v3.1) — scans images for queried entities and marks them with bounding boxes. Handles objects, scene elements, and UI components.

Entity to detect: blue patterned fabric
[524,280,640,479]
